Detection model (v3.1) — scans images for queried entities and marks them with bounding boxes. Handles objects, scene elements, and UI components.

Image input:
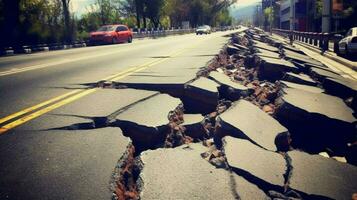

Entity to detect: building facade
[279,0,315,31]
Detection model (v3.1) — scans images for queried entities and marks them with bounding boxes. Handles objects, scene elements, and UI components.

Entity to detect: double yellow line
[0,45,194,134]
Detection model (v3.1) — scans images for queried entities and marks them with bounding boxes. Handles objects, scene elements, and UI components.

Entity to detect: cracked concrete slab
[282,72,317,86]
[309,67,344,82]
[288,150,357,200]
[0,126,130,200]
[182,114,205,139]
[223,136,286,187]
[184,77,220,113]
[280,81,324,93]
[116,94,182,147]
[284,49,322,66]
[217,100,288,151]
[323,77,357,99]
[276,88,356,153]
[255,48,281,59]
[54,88,158,118]
[257,55,299,81]
[138,143,268,200]
[253,41,280,52]
[208,71,252,100]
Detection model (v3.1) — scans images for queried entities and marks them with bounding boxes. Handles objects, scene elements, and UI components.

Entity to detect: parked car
[196,25,211,35]
[90,24,133,45]
[338,27,357,55]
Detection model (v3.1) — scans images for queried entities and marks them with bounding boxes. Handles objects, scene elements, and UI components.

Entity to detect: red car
[90,24,133,45]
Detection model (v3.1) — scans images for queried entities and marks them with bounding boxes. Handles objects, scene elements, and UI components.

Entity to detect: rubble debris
[137,143,268,199]
[245,81,280,109]
[183,77,220,114]
[275,88,356,154]
[256,55,299,81]
[280,81,324,93]
[216,100,289,151]
[282,72,318,86]
[209,71,253,101]
[115,94,182,151]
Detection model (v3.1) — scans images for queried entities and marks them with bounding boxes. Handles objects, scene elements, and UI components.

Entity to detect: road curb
[294,41,357,71]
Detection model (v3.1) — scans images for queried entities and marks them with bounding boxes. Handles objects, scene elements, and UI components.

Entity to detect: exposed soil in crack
[112,144,140,200]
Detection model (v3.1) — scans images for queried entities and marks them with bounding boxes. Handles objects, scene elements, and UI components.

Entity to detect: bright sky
[233,0,261,8]
[70,0,262,16]
[70,0,96,16]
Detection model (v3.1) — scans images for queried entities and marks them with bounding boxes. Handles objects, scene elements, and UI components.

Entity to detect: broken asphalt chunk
[288,150,357,200]
[309,67,343,82]
[227,45,240,55]
[137,143,268,199]
[282,72,318,86]
[53,88,158,126]
[253,41,280,52]
[0,126,130,200]
[182,114,206,139]
[275,88,356,154]
[184,77,220,114]
[257,56,299,81]
[209,71,252,101]
[323,77,357,99]
[115,94,182,149]
[216,100,289,151]
[280,81,324,94]
[223,136,286,187]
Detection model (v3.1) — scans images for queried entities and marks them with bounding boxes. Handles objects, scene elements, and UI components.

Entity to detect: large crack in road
[1,28,356,200]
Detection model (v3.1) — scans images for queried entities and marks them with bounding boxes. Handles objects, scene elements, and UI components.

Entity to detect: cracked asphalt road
[0,30,240,119]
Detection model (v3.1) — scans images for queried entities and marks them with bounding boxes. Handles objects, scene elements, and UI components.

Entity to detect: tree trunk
[135,0,141,28]
[1,0,20,48]
[62,0,72,44]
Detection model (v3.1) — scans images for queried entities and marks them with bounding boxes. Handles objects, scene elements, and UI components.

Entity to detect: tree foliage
[0,0,236,48]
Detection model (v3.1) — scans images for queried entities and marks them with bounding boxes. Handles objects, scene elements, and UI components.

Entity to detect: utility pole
[322,0,331,33]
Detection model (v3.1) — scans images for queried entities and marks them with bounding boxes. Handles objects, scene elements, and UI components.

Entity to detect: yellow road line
[0,89,81,124]
[0,37,209,134]
[0,89,96,134]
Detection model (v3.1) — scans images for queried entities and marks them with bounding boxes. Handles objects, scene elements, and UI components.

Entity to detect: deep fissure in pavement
[60,28,356,199]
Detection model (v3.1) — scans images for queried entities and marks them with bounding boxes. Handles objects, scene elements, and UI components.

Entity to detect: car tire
[112,37,117,44]
[128,36,133,43]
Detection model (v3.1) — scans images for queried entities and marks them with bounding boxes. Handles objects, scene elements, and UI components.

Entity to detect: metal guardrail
[1,28,196,56]
[133,28,195,38]
[272,29,343,53]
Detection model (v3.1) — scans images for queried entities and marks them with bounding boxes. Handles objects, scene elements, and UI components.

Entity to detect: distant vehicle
[338,27,357,55]
[196,25,211,35]
[90,25,133,45]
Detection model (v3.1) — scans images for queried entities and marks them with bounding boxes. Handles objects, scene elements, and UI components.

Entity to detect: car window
[117,26,128,32]
[97,26,115,32]
[346,29,352,37]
